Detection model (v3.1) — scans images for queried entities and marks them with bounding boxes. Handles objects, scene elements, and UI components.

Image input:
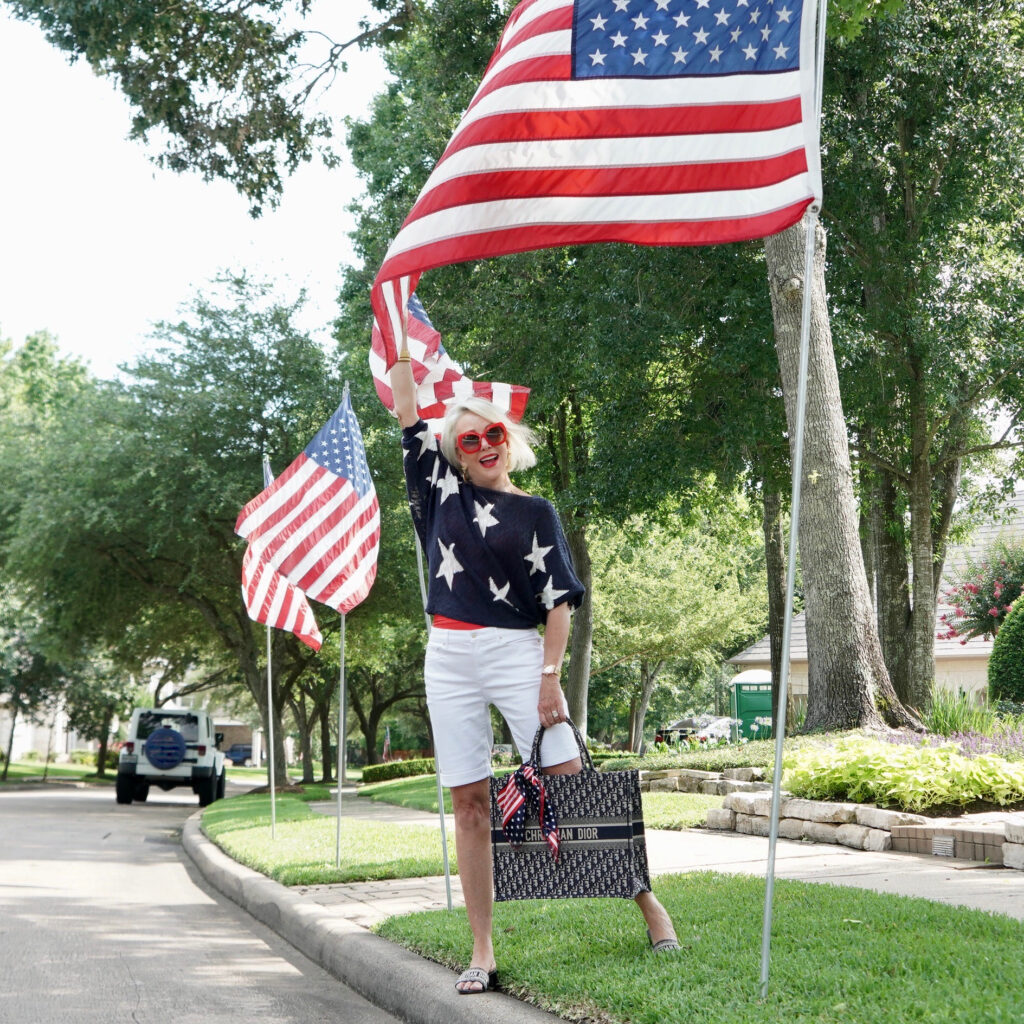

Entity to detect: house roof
[730,488,1024,666]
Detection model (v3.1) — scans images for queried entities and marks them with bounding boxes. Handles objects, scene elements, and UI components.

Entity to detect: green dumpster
[729,670,773,741]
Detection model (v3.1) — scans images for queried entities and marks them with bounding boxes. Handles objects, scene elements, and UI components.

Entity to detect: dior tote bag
[489,720,651,901]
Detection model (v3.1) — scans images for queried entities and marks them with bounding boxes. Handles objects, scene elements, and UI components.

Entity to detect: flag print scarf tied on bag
[489,719,652,901]
[495,762,560,860]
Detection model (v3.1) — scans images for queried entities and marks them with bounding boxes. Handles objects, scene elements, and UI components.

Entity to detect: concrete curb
[182,814,559,1024]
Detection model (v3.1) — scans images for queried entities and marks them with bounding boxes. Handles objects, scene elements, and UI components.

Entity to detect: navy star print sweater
[402,419,585,628]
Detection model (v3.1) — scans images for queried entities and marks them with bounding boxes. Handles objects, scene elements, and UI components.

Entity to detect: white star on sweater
[437,468,461,504]
[414,423,437,458]
[539,576,569,610]
[474,500,500,536]
[524,533,552,575]
[436,539,463,590]
[489,577,513,606]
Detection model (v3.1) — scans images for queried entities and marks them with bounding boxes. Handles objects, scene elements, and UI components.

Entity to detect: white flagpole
[266,622,277,840]
[336,612,346,867]
[259,454,279,840]
[760,1,828,997]
[415,536,453,911]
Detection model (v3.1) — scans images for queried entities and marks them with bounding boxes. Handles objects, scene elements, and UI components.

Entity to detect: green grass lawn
[202,790,455,885]
[0,761,114,784]
[357,773,720,829]
[378,871,1024,1024]
[203,782,1024,1022]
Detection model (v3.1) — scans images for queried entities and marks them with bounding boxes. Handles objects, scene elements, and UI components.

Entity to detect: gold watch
[542,664,560,676]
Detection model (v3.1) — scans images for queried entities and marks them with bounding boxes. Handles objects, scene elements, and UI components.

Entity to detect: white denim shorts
[424,625,580,788]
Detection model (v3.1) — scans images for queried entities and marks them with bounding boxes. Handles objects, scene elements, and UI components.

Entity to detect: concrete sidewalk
[181,790,1024,1024]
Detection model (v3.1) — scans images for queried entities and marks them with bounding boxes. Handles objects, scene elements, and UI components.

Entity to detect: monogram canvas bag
[489,720,651,901]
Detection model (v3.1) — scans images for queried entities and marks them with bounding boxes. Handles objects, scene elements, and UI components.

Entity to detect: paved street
[0,784,401,1024]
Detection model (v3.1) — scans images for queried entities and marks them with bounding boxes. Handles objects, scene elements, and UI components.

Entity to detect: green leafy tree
[823,0,1024,710]
[4,0,419,212]
[63,663,145,776]
[0,278,341,785]
[0,593,69,778]
[590,504,767,751]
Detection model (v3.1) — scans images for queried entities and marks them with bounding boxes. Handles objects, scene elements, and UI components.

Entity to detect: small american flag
[235,389,380,614]
[369,292,530,432]
[372,0,821,366]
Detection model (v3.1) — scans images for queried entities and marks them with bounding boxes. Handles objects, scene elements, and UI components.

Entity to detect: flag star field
[573,0,800,77]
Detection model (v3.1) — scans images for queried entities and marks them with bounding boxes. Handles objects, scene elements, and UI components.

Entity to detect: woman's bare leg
[542,758,676,946]
[451,779,496,992]
[635,890,678,945]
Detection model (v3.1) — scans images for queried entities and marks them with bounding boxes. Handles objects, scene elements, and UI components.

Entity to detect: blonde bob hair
[440,397,538,475]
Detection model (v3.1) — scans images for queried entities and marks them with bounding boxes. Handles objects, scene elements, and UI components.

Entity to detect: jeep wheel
[115,774,134,804]
[197,772,218,807]
[215,771,226,801]
[134,781,150,803]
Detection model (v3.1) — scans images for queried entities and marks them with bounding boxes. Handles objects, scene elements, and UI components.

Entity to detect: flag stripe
[294,492,379,592]
[381,183,813,275]
[439,99,805,166]
[241,545,322,651]
[408,149,808,224]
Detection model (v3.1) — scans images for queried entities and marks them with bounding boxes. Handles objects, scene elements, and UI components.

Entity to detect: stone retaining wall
[640,768,1024,869]
[709,791,930,852]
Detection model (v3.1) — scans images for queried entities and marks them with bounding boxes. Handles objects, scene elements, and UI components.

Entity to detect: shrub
[989,599,1024,704]
[784,735,1024,812]
[361,757,436,785]
[68,750,95,765]
[600,739,776,774]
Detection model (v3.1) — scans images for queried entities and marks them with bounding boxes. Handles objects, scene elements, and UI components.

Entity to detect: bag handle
[527,717,596,772]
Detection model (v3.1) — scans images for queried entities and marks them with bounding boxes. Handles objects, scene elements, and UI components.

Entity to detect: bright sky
[0,5,389,379]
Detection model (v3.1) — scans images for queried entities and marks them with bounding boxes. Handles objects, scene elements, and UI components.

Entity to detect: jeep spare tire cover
[144,727,187,770]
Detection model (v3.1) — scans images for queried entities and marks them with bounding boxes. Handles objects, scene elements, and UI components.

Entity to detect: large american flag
[235,390,380,615]
[240,458,323,650]
[369,292,530,432]
[372,0,821,365]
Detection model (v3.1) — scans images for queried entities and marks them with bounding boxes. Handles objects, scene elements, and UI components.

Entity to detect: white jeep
[116,708,226,806]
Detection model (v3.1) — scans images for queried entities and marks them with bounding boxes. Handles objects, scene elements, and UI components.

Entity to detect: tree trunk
[630,659,663,753]
[289,692,315,784]
[564,524,593,737]
[765,213,920,732]
[906,394,939,713]
[761,487,787,728]
[873,466,913,704]
[319,706,334,783]
[96,711,112,778]
[2,706,17,780]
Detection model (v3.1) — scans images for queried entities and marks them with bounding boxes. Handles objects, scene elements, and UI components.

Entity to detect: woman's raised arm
[391,343,419,429]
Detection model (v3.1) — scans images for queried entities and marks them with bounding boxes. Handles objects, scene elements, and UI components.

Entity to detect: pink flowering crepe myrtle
[939,543,1024,644]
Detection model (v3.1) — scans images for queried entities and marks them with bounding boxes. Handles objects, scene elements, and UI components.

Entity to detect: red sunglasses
[456,422,508,454]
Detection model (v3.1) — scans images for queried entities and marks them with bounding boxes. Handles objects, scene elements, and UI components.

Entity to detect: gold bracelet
[396,352,411,363]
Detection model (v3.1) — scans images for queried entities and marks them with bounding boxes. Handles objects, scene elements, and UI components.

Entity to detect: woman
[391,350,678,994]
